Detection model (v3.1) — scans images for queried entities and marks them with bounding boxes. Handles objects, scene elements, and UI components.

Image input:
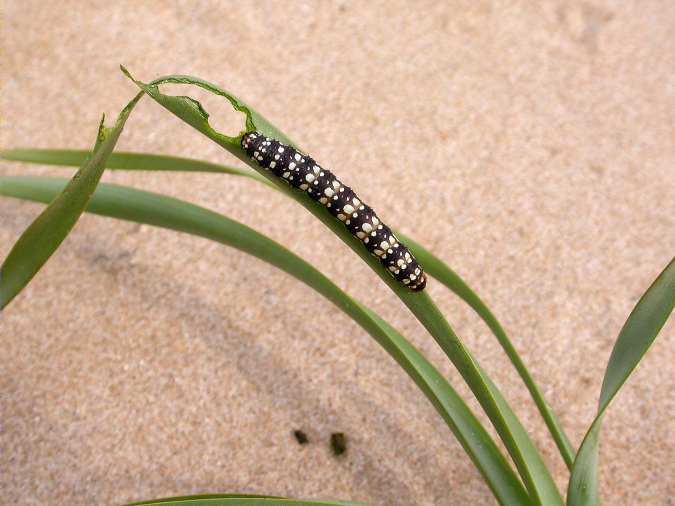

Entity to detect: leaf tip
[119,64,132,79]
[97,113,108,141]
[120,65,144,89]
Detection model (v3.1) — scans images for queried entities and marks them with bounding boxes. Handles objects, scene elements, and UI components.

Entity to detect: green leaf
[0,175,530,506]
[125,494,367,506]
[126,494,365,506]
[567,258,675,506]
[0,93,142,310]
[399,232,576,469]
[120,66,296,158]
[4,148,575,469]
[598,259,675,411]
[404,293,562,505]
[0,149,270,185]
[123,69,561,504]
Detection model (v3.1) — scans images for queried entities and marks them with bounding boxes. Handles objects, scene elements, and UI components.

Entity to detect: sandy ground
[1,1,674,505]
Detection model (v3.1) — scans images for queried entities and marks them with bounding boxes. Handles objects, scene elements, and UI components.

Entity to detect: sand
[1,1,673,504]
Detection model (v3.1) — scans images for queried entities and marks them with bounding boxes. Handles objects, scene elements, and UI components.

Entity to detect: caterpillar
[241,131,426,291]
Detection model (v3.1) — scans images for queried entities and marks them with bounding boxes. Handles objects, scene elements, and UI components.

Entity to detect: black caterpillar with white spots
[241,132,426,291]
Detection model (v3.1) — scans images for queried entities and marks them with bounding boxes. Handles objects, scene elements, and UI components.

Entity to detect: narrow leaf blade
[0,93,141,309]
[598,258,675,411]
[126,494,366,506]
[567,258,675,505]
[0,149,268,182]
[400,232,576,468]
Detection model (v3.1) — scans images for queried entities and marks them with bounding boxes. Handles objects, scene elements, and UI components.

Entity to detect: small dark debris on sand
[293,429,309,445]
[330,432,347,456]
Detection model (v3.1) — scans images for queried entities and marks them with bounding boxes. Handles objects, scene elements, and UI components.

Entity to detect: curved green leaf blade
[123,69,561,503]
[404,292,562,505]
[4,148,575,469]
[0,93,141,310]
[129,495,283,505]
[399,232,576,468]
[0,149,269,185]
[0,175,530,506]
[598,259,675,411]
[127,494,366,506]
[567,258,675,506]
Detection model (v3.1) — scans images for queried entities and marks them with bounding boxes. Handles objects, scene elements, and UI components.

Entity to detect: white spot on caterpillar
[324,188,335,197]
[356,231,366,239]
[337,214,346,221]
[300,183,309,190]
[306,174,315,183]
[270,161,276,168]
[362,223,373,233]
[294,154,301,161]
[319,197,328,204]
[343,204,354,214]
